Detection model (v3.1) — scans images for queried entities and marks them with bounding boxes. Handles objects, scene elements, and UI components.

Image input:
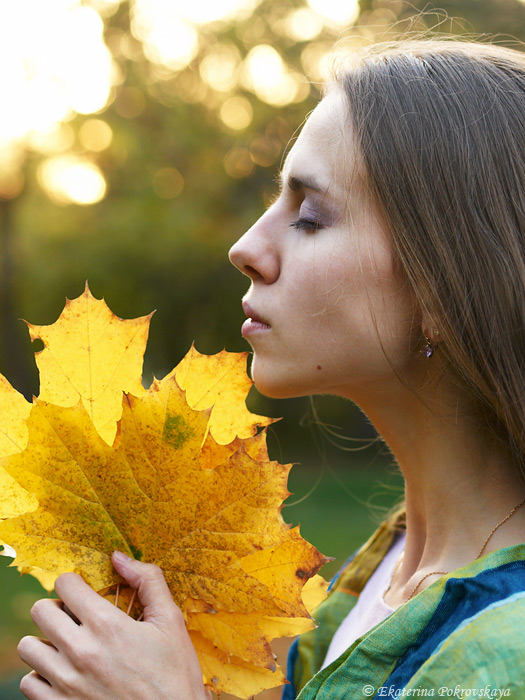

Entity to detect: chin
[250,361,312,400]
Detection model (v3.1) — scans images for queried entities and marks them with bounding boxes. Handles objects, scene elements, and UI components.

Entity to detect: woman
[17,39,525,699]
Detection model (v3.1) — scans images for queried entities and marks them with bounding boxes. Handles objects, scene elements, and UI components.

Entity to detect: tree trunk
[0,198,33,397]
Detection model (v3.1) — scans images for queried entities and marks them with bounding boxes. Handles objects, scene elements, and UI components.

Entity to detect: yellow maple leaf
[0,373,37,519]
[184,574,327,670]
[4,292,281,593]
[190,631,287,698]
[28,283,152,445]
[171,345,274,445]
[1,287,151,584]
[0,375,329,698]
[0,292,330,697]
[0,373,31,458]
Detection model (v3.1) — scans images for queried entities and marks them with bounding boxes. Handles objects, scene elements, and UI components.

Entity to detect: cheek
[313,242,415,355]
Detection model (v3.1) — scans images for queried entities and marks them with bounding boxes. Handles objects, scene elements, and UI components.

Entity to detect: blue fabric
[431,588,525,656]
[377,559,525,694]
[282,638,300,700]
[326,551,358,592]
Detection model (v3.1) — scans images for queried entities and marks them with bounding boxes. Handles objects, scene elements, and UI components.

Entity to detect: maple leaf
[0,288,330,698]
[28,283,152,445]
[171,345,274,445]
[0,375,329,697]
[0,373,36,519]
[0,373,48,588]
[4,287,279,592]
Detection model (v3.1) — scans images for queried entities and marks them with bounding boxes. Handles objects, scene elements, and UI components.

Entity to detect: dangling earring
[422,335,435,359]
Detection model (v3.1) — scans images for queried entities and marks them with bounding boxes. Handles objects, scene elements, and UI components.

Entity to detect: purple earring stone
[423,337,434,358]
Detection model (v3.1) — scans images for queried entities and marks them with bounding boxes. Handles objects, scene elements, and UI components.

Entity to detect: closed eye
[289,218,323,231]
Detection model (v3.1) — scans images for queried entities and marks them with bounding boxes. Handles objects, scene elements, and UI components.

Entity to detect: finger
[18,636,59,684]
[30,599,79,649]
[112,552,181,628]
[62,603,81,625]
[54,572,111,623]
[20,671,54,700]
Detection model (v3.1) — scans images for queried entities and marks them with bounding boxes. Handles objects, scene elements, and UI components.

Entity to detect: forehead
[282,90,363,192]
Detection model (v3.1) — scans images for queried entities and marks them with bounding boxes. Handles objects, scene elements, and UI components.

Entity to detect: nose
[228,210,280,284]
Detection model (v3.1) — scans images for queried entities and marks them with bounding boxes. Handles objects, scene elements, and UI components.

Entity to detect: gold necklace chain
[385,498,525,603]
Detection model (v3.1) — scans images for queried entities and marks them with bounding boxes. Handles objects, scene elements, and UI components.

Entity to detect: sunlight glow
[79,119,113,152]
[131,0,199,70]
[131,0,263,72]
[0,0,113,150]
[283,8,323,42]
[88,0,122,16]
[27,124,75,155]
[219,96,253,130]
[307,0,359,27]
[176,0,259,25]
[243,45,306,106]
[38,156,107,205]
[199,44,241,92]
[301,42,338,81]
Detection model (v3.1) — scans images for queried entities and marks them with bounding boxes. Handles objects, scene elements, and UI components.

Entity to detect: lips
[242,301,271,327]
[241,301,271,337]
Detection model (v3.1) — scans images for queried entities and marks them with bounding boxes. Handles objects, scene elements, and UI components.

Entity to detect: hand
[17,552,211,700]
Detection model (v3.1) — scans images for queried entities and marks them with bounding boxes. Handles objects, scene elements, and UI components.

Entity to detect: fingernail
[113,551,132,563]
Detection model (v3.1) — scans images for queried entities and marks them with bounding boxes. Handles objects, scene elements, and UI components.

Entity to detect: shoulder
[406,590,525,692]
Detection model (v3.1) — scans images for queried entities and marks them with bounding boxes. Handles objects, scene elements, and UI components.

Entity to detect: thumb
[112,551,179,626]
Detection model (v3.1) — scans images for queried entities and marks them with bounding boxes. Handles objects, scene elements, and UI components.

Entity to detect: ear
[421,312,441,344]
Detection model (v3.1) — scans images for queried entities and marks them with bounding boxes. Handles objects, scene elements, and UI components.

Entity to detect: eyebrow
[277,171,327,196]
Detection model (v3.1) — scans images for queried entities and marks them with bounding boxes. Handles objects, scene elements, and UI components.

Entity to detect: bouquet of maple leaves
[0,285,329,699]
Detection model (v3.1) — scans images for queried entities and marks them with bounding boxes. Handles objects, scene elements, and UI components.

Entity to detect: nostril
[244,264,261,280]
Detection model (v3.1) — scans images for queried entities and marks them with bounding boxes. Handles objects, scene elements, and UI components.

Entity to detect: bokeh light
[199,44,241,93]
[131,1,200,70]
[250,136,281,167]
[242,45,308,106]
[0,0,113,154]
[0,0,362,209]
[38,156,107,205]
[88,0,122,16]
[219,96,253,130]
[79,119,114,152]
[307,0,360,27]
[223,147,254,178]
[114,86,147,118]
[0,149,25,200]
[152,168,185,199]
[282,8,323,42]
[175,0,260,25]
[175,73,209,104]
[301,41,339,81]
[27,124,76,156]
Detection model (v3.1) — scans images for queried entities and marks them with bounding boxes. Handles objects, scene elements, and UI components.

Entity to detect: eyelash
[289,217,323,231]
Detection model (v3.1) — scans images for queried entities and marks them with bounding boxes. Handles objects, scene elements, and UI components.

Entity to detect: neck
[347,371,525,605]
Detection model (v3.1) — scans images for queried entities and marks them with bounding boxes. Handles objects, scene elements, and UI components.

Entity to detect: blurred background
[1,0,525,697]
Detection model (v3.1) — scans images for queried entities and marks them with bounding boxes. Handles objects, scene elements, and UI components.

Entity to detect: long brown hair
[336,40,525,477]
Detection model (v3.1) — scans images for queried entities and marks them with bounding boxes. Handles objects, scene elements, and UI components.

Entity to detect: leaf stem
[126,588,137,616]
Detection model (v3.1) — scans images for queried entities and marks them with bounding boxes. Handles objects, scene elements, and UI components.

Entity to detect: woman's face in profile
[229,91,418,401]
